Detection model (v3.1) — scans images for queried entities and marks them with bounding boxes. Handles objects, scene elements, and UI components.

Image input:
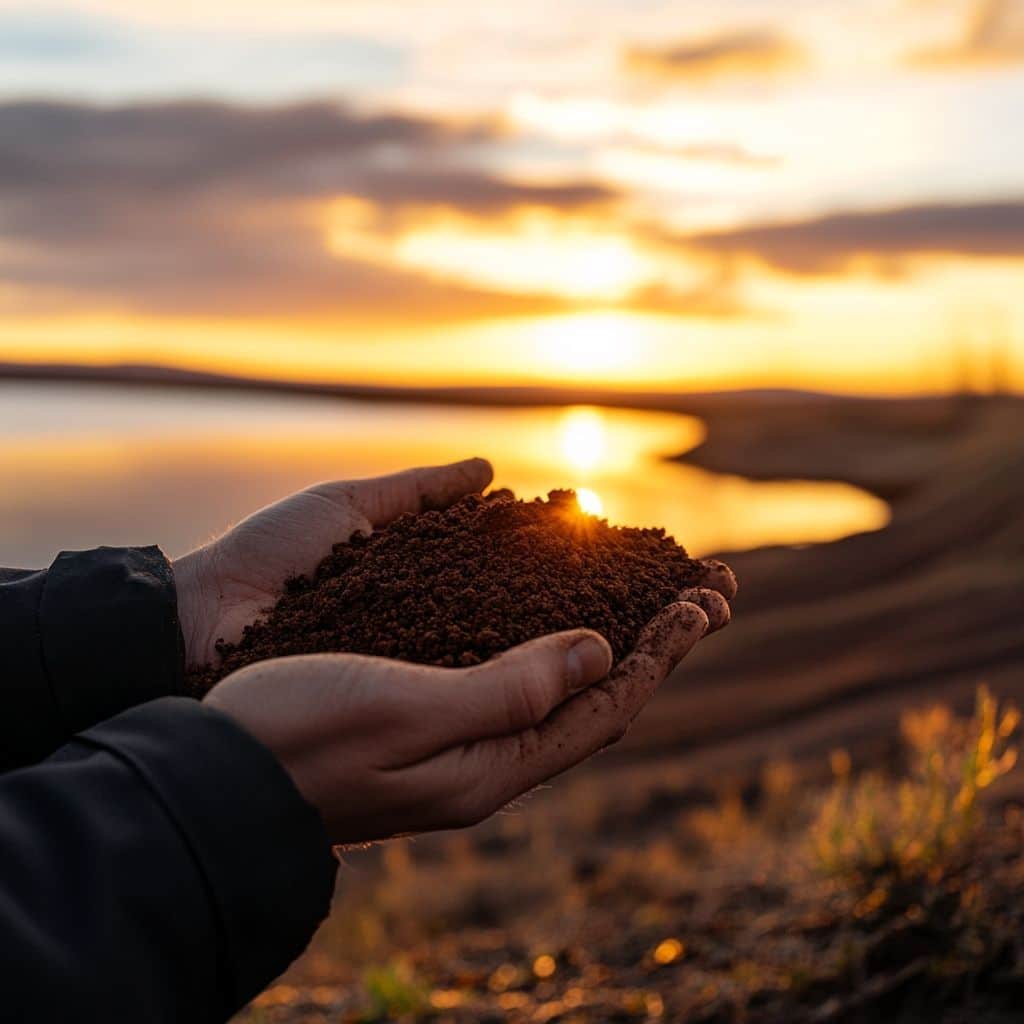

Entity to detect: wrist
[172,546,216,669]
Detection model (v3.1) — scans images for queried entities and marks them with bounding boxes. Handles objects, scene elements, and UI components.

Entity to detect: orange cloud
[0,99,618,321]
[625,29,806,82]
[910,0,1024,69]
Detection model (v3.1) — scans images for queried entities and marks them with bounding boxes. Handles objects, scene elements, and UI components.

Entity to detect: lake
[0,382,888,568]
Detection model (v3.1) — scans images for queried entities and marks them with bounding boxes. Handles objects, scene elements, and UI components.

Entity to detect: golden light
[653,938,685,965]
[430,990,463,1009]
[488,963,519,992]
[576,487,604,516]
[251,985,300,1008]
[532,955,557,979]
[530,315,656,383]
[559,407,608,472]
[393,216,652,301]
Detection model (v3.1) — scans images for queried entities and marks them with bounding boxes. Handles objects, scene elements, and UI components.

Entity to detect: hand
[203,590,731,846]
[173,458,494,668]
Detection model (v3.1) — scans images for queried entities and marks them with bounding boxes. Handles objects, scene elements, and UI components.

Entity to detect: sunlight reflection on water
[0,382,888,566]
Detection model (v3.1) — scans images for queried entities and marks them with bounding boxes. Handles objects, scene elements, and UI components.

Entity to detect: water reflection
[0,383,888,567]
[560,408,607,474]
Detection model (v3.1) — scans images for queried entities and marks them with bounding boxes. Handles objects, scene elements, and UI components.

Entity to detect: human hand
[173,458,494,668]
[203,589,731,846]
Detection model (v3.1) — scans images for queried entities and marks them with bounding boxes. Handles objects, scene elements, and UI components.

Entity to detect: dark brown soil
[188,489,706,693]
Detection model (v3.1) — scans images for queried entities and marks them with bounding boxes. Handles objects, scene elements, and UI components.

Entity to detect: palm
[210,491,370,639]
[176,459,494,668]
[175,457,738,670]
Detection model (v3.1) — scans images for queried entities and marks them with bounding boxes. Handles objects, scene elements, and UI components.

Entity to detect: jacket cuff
[41,545,187,736]
[80,696,336,1005]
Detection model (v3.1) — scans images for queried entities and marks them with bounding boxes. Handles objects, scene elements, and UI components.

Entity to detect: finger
[693,559,738,601]
[399,629,613,756]
[316,457,494,528]
[591,601,709,721]
[677,586,731,633]
[430,603,709,827]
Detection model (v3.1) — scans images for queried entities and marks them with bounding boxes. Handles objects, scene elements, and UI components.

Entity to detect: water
[0,382,888,568]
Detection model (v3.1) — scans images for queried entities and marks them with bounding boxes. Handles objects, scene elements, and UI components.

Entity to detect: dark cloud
[0,99,615,319]
[1,100,446,193]
[0,193,571,321]
[0,100,614,210]
[625,29,806,81]
[911,0,1024,69]
[683,199,1024,274]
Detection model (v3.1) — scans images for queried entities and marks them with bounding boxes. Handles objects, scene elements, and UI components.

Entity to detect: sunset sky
[1,0,1022,390]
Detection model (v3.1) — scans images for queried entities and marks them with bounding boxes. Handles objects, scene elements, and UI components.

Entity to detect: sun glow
[326,202,659,302]
[559,407,608,472]
[575,487,605,516]
[393,219,652,301]
[530,316,653,381]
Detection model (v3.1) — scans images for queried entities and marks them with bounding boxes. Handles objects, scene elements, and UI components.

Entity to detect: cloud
[0,197,571,321]
[0,99,437,189]
[625,29,806,82]
[664,142,780,167]
[0,100,618,213]
[682,199,1024,274]
[0,99,615,319]
[910,0,1024,68]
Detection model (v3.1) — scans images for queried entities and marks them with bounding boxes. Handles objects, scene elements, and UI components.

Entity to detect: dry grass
[238,687,1024,1023]
[813,686,1019,880]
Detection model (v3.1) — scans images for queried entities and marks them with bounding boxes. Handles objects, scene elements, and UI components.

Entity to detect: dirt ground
[236,392,1024,1023]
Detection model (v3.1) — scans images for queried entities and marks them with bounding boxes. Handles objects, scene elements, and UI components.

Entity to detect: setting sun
[576,487,605,516]
[530,317,660,382]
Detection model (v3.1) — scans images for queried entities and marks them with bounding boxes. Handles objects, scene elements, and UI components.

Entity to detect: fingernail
[679,588,730,632]
[567,636,610,691]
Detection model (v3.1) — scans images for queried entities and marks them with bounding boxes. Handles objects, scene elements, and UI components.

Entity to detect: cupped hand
[203,589,731,847]
[173,458,494,668]
[173,458,737,672]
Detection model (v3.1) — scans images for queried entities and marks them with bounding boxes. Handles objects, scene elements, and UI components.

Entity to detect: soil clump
[188,489,705,693]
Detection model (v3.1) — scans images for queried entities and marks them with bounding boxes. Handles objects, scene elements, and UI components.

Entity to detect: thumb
[317,457,494,528]
[420,629,613,747]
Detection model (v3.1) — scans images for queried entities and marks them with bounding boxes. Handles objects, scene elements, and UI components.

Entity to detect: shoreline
[2,360,1002,498]
[0,357,979,410]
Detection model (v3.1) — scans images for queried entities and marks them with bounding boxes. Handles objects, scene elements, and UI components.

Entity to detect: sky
[1,0,1023,390]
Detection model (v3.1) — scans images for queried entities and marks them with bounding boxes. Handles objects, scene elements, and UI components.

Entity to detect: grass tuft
[812,685,1018,880]
[359,961,430,1021]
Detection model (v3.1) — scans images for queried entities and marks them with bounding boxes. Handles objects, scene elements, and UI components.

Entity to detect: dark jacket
[0,546,337,1021]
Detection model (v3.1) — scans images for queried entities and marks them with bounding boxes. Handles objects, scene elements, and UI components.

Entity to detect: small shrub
[812,686,1018,880]
[360,961,430,1021]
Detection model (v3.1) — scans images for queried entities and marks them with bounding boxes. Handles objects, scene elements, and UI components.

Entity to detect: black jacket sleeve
[0,546,186,772]
[0,697,337,1022]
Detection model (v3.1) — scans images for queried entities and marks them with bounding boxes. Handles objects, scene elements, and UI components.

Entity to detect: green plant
[812,686,1018,880]
[360,960,430,1021]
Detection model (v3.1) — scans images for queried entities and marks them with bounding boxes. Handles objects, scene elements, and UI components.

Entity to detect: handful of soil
[188,489,707,694]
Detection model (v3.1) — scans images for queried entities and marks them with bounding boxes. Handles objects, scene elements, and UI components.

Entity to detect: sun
[530,315,646,381]
[548,337,624,374]
[576,487,604,516]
